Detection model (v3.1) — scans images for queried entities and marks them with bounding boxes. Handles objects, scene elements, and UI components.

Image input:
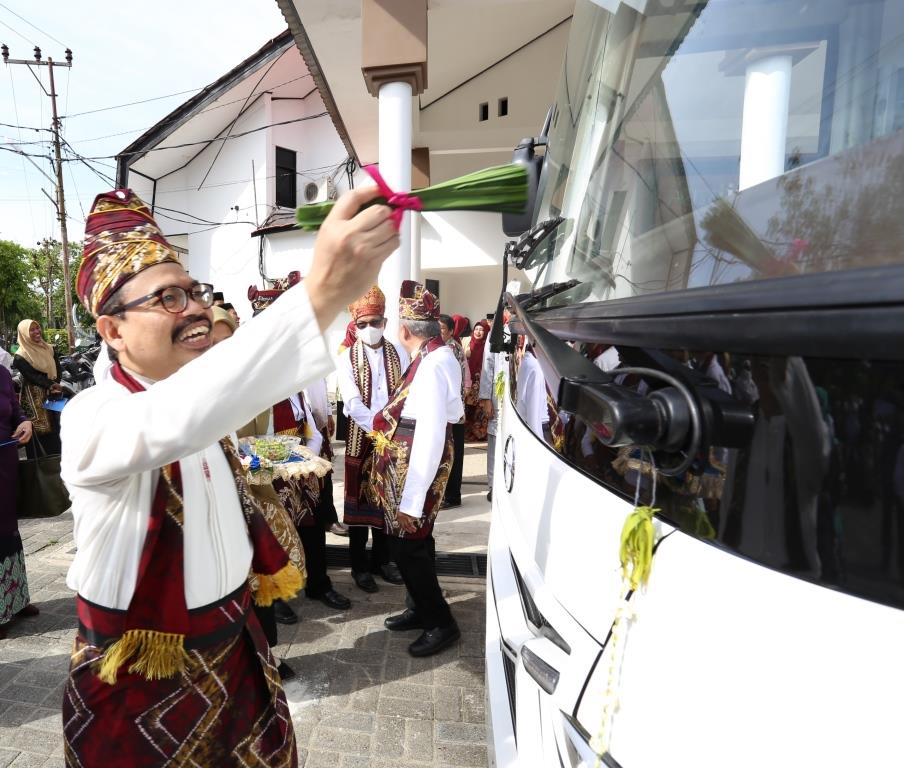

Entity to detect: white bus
[484,1,904,766]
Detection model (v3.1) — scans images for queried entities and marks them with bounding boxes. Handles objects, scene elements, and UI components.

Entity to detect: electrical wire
[6,63,37,239]
[0,17,31,45]
[75,113,330,160]
[0,3,66,47]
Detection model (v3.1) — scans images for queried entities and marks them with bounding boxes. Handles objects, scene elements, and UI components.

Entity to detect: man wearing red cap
[337,284,408,593]
[367,281,462,657]
[60,186,398,766]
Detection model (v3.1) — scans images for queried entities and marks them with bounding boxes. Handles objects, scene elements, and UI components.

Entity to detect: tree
[29,238,62,328]
[0,239,42,345]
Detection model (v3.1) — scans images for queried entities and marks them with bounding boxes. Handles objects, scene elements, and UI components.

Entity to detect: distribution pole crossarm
[2,44,75,351]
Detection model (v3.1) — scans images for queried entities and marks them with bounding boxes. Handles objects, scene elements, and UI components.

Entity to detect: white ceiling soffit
[282,0,573,166]
[128,44,313,180]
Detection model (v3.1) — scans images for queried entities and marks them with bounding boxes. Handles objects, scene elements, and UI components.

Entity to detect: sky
[0,0,287,248]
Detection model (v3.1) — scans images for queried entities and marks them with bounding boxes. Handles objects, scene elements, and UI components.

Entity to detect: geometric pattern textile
[0,543,30,625]
[63,585,296,767]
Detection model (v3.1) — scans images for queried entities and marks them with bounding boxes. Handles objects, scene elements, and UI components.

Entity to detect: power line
[0,16,31,45]
[6,62,36,238]
[79,112,329,160]
[0,2,65,47]
[62,86,206,119]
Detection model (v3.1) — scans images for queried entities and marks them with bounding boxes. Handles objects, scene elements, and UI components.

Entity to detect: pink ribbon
[363,164,423,230]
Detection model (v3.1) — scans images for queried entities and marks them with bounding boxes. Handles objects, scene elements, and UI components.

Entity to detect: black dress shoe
[384,608,426,632]
[318,588,351,610]
[409,623,461,657]
[375,562,404,585]
[440,499,462,510]
[273,599,298,625]
[352,570,379,593]
[487,490,493,503]
[277,661,296,681]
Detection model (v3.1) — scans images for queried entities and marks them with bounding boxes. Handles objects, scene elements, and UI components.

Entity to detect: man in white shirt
[368,281,462,657]
[337,285,408,593]
[60,185,398,766]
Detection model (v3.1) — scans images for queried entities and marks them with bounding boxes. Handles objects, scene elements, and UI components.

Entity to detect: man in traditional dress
[369,281,462,657]
[60,186,398,766]
[240,277,351,625]
[337,285,407,593]
[438,313,471,509]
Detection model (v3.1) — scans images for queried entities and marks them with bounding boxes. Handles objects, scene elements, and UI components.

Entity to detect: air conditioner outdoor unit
[303,177,337,204]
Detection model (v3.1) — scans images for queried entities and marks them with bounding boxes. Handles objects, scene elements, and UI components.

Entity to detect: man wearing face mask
[337,285,409,592]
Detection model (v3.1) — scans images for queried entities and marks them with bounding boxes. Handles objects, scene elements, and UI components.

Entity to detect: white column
[410,212,422,282]
[739,54,792,191]
[377,80,413,344]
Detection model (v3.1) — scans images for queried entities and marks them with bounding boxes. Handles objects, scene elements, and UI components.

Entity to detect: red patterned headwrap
[348,284,386,321]
[77,189,181,317]
[248,271,301,315]
[399,279,440,321]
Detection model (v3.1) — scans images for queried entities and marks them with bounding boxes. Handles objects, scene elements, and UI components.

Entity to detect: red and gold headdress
[348,284,386,321]
[77,189,181,317]
[248,271,301,314]
[399,279,439,321]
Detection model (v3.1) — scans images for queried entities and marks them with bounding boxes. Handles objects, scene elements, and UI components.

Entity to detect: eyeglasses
[355,318,385,330]
[110,283,214,315]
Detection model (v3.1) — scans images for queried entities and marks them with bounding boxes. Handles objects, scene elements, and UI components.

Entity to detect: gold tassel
[97,629,190,685]
[253,562,304,607]
[619,506,658,592]
[368,430,396,458]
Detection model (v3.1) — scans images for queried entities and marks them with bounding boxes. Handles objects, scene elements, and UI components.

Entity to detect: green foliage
[43,328,70,355]
[0,239,42,343]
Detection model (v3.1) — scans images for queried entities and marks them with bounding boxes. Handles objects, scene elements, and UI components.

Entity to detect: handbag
[17,433,70,519]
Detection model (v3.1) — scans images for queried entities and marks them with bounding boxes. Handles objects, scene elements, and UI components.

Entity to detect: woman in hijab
[465,319,491,441]
[12,319,62,456]
[0,363,38,639]
[452,314,471,342]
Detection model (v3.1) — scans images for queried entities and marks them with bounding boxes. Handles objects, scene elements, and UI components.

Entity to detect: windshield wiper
[517,279,582,311]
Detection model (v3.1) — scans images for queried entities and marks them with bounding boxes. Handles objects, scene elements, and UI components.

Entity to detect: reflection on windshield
[508,336,904,611]
[532,0,904,305]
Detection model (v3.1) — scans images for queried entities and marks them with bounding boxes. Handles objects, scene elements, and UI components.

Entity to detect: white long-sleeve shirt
[337,341,409,432]
[304,378,330,431]
[398,345,463,517]
[516,352,549,437]
[61,283,332,610]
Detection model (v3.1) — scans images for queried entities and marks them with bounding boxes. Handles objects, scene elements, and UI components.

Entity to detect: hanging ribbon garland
[593,450,660,762]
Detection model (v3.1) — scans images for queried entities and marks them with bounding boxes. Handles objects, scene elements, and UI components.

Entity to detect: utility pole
[2,44,74,350]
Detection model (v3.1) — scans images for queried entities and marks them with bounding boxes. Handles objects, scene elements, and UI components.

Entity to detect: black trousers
[388,534,454,629]
[444,423,465,504]
[314,475,339,529]
[299,524,332,597]
[349,526,390,573]
[253,603,278,648]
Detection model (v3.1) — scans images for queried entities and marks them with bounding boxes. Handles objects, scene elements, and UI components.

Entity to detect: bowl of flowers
[238,435,332,485]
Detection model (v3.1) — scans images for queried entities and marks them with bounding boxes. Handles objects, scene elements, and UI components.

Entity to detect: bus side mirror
[502,136,545,237]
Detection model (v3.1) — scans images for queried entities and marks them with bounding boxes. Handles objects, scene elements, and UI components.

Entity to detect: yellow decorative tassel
[97,629,190,685]
[368,430,396,457]
[619,506,658,592]
[494,371,505,401]
[253,562,304,607]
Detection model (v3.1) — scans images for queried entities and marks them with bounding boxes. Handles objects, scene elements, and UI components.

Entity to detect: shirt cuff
[399,493,426,518]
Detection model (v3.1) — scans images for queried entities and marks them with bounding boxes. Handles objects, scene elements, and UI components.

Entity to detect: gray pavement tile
[379,681,433,701]
[377,696,433,719]
[460,690,485,725]
[0,685,52,706]
[435,722,486,744]
[0,665,24,690]
[310,726,371,755]
[433,742,489,767]
[371,716,405,758]
[318,710,375,733]
[0,749,18,768]
[303,750,342,768]
[405,719,434,763]
[0,728,55,757]
[432,658,485,689]
[9,752,48,767]
[433,686,462,723]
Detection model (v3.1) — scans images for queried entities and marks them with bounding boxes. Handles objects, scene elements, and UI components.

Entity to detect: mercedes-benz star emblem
[503,435,515,493]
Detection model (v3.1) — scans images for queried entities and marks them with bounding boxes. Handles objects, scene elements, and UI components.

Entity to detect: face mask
[358,325,384,346]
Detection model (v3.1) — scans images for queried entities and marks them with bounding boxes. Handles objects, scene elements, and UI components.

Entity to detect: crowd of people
[0,185,511,765]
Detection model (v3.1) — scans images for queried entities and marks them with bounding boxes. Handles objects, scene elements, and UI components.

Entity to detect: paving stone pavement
[1,510,489,767]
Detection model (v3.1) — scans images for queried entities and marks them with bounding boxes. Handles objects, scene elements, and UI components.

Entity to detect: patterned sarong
[365,336,453,540]
[344,340,401,527]
[64,585,295,767]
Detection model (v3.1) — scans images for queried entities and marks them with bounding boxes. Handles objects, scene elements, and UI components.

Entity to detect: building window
[478,102,489,122]
[275,146,297,208]
[498,97,508,117]
[425,278,440,297]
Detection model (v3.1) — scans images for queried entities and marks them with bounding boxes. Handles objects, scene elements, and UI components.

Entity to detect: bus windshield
[531,0,904,306]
